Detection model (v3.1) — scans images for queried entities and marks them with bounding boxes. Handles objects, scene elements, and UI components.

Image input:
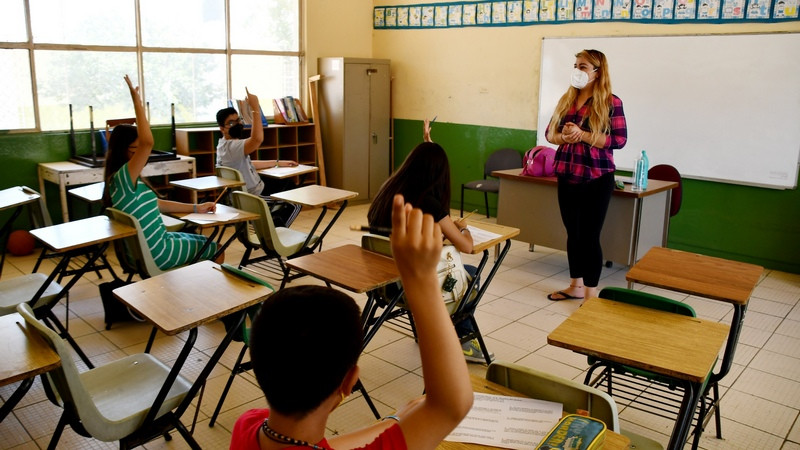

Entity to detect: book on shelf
[272,96,308,124]
[233,98,268,126]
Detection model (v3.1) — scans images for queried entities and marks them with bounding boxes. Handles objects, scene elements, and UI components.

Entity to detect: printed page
[467,225,502,246]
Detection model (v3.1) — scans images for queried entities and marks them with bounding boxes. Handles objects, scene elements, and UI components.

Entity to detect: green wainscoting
[392,119,800,273]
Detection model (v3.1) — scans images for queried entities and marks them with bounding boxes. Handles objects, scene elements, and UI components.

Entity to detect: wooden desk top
[30,215,136,252]
[258,164,319,179]
[171,204,259,228]
[286,244,400,293]
[438,374,630,450]
[270,184,358,207]
[492,168,677,198]
[0,186,40,211]
[170,175,245,192]
[548,297,729,384]
[626,247,764,305]
[113,261,273,335]
[0,313,60,387]
[458,222,520,254]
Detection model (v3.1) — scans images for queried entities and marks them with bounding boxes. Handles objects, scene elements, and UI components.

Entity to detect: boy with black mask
[216,89,300,227]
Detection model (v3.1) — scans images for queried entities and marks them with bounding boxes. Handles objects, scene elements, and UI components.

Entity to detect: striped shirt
[546,94,628,183]
[110,164,215,270]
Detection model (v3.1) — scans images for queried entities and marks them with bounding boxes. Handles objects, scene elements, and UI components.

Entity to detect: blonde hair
[547,49,614,145]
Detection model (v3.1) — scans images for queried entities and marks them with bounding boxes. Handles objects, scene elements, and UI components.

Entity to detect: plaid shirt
[546,94,627,183]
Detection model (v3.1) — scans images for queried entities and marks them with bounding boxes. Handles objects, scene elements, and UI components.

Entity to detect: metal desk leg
[668,381,699,450]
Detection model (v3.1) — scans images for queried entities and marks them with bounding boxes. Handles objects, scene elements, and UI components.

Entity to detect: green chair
[232,191,318,288]
[584,287,718,449]
[105,207,172,280]
[17,302,196,450]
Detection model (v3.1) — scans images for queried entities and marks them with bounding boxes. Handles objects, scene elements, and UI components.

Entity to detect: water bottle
[634,150,649,191]
[632,156,641,190]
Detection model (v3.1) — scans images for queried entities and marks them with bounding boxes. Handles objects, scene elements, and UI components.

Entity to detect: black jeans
[556,172,615,287]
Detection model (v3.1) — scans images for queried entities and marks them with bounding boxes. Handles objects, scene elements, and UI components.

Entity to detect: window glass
[0,0,27,42]
[143,52,227,124]
[140,0,225,49]
[35,51,138,131]
[230,0,299,51]
[231,55,300,112]
[30,0,135,46]
[0,50,35,130]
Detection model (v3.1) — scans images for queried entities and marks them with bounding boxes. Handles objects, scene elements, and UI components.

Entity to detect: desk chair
[460,148,521,218]
[648,164,683,217]
[17,303,198,450]
[584,287,718,449]
[216,165,301,228]
[360,234,491,365]
[232,191,319,288]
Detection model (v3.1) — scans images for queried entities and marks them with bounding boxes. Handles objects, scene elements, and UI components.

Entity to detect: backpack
[521,146,556,177]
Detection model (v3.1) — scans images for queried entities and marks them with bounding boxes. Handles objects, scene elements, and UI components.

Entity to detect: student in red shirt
[230,194,473,450]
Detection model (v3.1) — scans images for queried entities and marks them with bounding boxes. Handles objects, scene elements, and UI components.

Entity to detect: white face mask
[570,68,595,89]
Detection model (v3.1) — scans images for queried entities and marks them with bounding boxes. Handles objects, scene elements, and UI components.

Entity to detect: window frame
[1,0,304,132]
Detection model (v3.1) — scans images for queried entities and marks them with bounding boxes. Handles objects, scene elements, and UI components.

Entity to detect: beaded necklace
[261,419,326,450]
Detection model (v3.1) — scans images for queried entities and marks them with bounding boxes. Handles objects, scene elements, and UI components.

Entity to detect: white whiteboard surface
[537,34,800,189]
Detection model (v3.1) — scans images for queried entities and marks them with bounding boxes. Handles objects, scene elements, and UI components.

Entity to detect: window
[1,0,302,131]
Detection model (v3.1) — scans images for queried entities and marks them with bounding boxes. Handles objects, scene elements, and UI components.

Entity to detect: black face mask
[228,123,245,139]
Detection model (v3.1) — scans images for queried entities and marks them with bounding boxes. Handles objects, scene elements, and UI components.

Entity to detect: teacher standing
[544,49,627,302]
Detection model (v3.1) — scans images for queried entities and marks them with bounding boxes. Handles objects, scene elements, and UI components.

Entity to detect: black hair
[216,107,238,127]
[102,124,138,207]
[367,141,451,229]
[249,285,363,418]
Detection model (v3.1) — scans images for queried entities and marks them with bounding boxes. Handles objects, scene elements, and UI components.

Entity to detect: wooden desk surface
[492,168,678,198]
[170,175,245,191]
[171,204,259,228]
[0,313,60,387]
[113,260,273,335]
[0,186,40,211]
[286,244,400,293]
[438,374,630,450]
[258,164,319,179]
[626,247,764,305]
[548,297,729,384]
[270,184,358,207]
[30,215,136,253]
[460,222,520,254]
[67,181,104,203]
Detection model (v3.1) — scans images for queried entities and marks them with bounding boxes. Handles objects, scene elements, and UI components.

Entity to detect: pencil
[461,208,478,221]
[429,115,437,125]
[350,225,392,234]
[212,187,228,206]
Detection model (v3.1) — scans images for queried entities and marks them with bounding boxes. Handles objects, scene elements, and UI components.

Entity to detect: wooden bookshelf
[175,123,320,187]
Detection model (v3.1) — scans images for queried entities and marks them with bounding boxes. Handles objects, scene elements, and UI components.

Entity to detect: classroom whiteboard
[537,34,800,189]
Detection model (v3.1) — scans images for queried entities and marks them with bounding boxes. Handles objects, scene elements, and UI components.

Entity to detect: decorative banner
[374,0,797,26]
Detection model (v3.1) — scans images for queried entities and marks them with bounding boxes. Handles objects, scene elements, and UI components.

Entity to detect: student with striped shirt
[103,75,222,270]
[544,49,628,303]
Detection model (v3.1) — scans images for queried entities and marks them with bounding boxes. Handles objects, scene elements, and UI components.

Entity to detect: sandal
[547,290,585,301]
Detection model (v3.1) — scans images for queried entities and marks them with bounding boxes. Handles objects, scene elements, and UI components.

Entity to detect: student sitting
[230,194,473,450]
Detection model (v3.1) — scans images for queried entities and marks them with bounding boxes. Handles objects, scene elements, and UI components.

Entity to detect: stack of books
[234,99,268,126]
[272,96,308,124]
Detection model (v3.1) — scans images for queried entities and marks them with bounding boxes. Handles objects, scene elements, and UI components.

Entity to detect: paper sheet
[467,225,502,246]
[180,212,239,223]
[445,393,563,449]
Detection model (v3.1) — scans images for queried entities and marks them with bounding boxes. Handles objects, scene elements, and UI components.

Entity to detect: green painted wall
[393,119,800,274]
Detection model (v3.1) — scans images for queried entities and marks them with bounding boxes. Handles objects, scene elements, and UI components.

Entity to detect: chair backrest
[105,207,165,279]
[105,118,136,142]
[484,148,523,178]
[16,303,106,434]
[216,166,246,205]
[361,233,392,257]
[233,191,302,257]
[486,361,620,433]
[648,164,682,217]
[598,287,695,317]
[26,187,53,228]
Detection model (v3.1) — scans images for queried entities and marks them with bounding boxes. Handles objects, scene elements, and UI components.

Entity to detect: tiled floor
[1,202,799,449]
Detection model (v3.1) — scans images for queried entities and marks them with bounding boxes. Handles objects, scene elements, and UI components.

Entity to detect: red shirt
[230,409,407,450]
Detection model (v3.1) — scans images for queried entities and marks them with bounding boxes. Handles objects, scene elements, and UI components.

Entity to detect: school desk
[0,312,61,422]
[269,184,358,249]
[28,215,136,368]
[0,186,41,277]
[548,297,730,450]
[66,181,185,230]
[626,246,763,445]
[258,163,319,179]
[170,204,259,263]
[112,260,273,443]
[492,169,677,266]
[169,175,245,203]
[38,156,196,222]
[437,374,631,450]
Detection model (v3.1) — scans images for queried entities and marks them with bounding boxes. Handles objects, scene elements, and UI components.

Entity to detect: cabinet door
[343,63,371,197]
[367,64,391,199]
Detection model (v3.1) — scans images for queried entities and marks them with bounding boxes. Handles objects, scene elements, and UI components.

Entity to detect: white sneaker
[462,338,495,364]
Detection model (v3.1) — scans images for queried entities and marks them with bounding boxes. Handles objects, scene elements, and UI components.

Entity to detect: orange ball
[7,230,36,256]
